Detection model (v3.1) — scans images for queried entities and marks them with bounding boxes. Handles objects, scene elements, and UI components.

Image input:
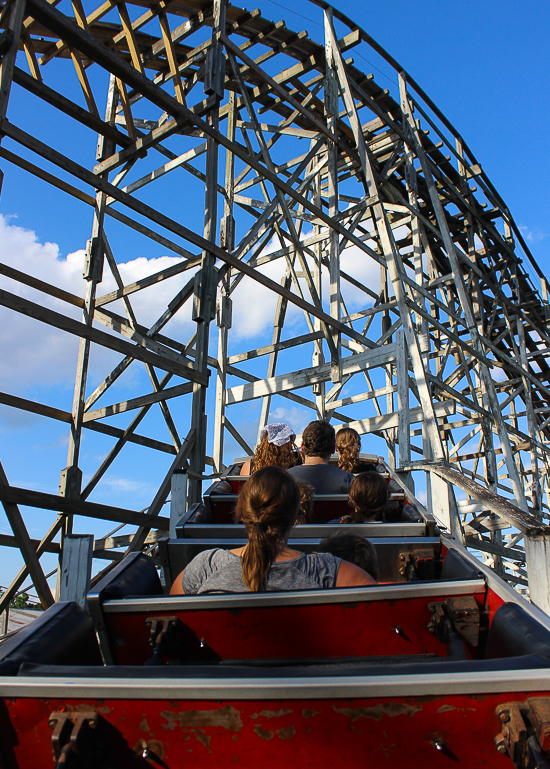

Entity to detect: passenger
[295,481,315,524]
[336,471,389,524]
[240,423,301,476]
[288,420,354,494]
[335,427,377,473]
[170,467,376,594]
[317,532,380,581]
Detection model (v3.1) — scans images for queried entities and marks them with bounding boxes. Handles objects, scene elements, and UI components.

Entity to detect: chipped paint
[437,705,456,713]
[251,709,293,720]
[74,703,111,714]
[302,709,321,719]
[334,703,422,722]
[191,728,211,752]
[139,718,151,732]
[277,726,296,740]
[161,706,243,731]
[254,724,274,740]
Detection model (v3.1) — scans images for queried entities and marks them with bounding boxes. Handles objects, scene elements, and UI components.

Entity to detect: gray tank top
[181,549,342,594]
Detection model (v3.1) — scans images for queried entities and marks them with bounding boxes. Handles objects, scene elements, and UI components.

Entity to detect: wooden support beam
[226,345,397,405]
[0,287,208,384]
[0,461,55,610]
[0,484,170,529]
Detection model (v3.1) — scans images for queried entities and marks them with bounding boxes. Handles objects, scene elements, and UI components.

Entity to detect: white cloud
[0,216,384,403]
[519,225,550,244]
[269,405,312,436]
[0,215,198,394]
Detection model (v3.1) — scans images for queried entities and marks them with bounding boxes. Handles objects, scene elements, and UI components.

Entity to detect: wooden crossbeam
[0,485,170,529]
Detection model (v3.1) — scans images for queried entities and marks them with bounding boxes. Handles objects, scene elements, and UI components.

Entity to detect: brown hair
[318,533,379,581]
[335,427,362,473]
[302,420,335,459]
[346,471,388,523]
[252,433,300,472]
[295,481,315,524]
[235,466,300,591]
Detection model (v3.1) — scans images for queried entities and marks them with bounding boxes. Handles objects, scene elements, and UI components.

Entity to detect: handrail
[416,464,550,536]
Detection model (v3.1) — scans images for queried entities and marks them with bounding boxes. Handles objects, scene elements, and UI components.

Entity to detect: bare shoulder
[170,569,185,595]
[336,560,377,587]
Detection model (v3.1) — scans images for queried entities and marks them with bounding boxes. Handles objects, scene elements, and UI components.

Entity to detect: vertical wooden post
[0,607,8,636]
[0,0,25,124]
[518,321,542,510]
[213,90,235,473]
[189,0,225,502]
[309,140,326,418]
[323,8,341,384]
[258,273,292,436]
[57,534,94,606]
[396,329,410,471]
[323,32,444,466]
[525,534,550,615]
[61,74,118,508]
[170,470,187,538]
[400,73,528,512]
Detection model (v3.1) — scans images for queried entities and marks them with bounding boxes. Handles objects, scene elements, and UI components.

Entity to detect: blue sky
[0,0,548,590]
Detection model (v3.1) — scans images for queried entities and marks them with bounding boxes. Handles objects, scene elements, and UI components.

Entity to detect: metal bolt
[433,740,444,751]
[499,712,510,723]
[494,735,507,754]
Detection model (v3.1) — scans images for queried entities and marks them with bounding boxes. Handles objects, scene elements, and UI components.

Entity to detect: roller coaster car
[2,527,550,768]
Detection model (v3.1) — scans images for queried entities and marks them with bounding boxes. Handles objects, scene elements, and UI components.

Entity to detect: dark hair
[335,427,361,473]
[347,471,388,523]
[235,466,300,591]
[318,532,379,581]
[295,481,315,524]
[302,420,335,459]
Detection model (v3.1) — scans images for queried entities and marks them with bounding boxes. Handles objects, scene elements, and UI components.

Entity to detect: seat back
[0,601,101,675]
[87,553,163,664]
[100,579,486,666]
[441,548,484,581]
[486,602,550,659]
[162,533,438,585]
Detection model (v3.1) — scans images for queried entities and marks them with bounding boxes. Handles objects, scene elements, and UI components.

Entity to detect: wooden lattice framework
[1,0,550,611]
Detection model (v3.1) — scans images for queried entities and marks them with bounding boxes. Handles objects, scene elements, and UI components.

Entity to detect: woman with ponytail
[171,466,377,594]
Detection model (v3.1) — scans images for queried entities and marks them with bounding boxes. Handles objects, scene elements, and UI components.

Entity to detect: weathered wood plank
[57,533,94,605]
[226,345,397,405]
[0,485,170,529]
[0,288,208,385]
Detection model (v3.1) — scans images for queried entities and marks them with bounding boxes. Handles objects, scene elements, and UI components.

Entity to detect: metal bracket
[49,711,99,767]
[495,698,550,768]
[399,549,440,581]
[145,615,180,664]
[427,595,483,650]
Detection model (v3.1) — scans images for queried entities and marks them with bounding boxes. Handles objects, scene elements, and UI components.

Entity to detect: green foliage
[0,590,41,609]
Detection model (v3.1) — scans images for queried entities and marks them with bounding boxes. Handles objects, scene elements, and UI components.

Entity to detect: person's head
[235,466,300,591]
[347,471,388,523]
[301,420,336,460]
[318,532,379,581]
[253,423,299,471]
[295,481,315,524]
[335,427,362,472]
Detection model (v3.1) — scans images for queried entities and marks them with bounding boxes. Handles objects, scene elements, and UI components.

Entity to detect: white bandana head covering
[260,423,296,447]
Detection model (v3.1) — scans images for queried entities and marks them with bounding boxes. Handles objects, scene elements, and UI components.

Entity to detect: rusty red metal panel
[1,691,536,767]
[106,592,486,666]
